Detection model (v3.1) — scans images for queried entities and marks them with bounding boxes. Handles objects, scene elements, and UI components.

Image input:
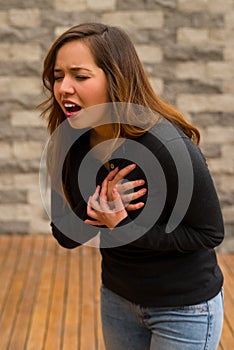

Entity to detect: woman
[40,23,224,349]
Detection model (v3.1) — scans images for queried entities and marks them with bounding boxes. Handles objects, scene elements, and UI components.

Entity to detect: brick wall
[0,0,233,252]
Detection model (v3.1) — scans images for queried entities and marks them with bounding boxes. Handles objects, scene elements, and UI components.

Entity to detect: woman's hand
[85,179,128,229]
[104,164,147,211]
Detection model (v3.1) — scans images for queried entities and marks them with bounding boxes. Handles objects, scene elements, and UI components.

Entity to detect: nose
[59,76,75,95]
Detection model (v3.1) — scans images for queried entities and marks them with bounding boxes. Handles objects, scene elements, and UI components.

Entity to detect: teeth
[64,103,76,108]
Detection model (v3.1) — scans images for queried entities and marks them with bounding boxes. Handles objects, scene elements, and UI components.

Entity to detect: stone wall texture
[0,0,233,252]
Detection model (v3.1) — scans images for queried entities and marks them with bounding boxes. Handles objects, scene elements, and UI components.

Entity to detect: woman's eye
[76,75,89,80]
[54,76,63,81]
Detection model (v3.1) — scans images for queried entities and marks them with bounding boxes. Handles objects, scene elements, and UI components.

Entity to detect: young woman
[40,23,224,349]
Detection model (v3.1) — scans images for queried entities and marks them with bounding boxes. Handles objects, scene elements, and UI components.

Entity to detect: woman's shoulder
[137,119,193,153]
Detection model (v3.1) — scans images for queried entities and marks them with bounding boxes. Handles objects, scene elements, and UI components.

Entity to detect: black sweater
[50,121,224,307]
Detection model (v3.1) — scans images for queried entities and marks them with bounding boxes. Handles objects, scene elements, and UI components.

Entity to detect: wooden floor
[0,235,233,350]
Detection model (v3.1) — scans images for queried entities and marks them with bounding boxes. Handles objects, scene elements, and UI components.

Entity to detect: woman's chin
[66,110,89,129]
[66,104,112,130]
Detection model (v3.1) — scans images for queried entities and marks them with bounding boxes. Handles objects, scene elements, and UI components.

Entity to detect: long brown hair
[40,22,200,144]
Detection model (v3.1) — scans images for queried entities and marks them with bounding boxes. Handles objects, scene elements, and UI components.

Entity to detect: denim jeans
[101,285,224,350]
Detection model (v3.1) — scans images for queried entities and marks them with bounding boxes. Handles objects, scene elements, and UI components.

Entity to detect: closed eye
[54,76,63,81]
[53,75,90,81]
[75,75,89,81]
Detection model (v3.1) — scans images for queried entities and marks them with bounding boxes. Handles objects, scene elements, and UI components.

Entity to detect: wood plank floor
[0,234,233,350]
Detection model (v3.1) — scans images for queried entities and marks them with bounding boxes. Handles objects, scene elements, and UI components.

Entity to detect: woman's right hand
[103,164,147,211]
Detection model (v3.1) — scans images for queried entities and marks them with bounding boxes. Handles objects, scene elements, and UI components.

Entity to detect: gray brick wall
[0,0,233,252]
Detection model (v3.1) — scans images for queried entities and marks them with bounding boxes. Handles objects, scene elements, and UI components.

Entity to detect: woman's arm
[50,186,99,249]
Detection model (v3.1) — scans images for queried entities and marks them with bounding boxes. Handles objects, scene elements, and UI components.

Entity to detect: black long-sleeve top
[50,120,224,307]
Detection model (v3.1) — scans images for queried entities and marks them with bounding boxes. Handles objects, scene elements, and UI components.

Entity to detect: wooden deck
[0,234,233,350]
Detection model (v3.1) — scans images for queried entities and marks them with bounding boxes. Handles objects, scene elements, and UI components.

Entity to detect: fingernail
[138,180,145,185]
[129,164,136,168]
[112,187,117,194]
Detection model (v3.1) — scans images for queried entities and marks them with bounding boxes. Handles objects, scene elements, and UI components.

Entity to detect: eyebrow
[54,67,92,73]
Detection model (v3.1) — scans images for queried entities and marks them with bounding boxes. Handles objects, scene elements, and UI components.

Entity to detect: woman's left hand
[85,178,128,229]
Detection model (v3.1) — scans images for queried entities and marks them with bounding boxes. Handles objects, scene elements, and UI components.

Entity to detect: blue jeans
[101,285,224,350]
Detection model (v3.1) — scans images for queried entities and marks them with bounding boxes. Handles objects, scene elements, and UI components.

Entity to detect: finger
[113,164,136,182]
[100,178,108,200]
[89,194,100,212]
[122,188,147,203]
[100,199,111,213]
[125,202,145,211]
[105,167,119,181]
[85,219,104,226]
[112,188,125,212]
[87,201,99,218]
[98,179,112,212]
[92,185,100,201]
[87,196,92,208]
[117,179,145,193]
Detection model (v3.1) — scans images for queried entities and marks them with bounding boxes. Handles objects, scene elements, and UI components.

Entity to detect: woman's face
[53,40,109,127]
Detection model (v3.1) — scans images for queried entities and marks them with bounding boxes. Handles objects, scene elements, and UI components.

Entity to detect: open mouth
[63,101,82,118]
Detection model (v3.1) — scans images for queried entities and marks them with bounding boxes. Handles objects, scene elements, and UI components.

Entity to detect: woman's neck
[90,124,115,147]
[89,124,125,163]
